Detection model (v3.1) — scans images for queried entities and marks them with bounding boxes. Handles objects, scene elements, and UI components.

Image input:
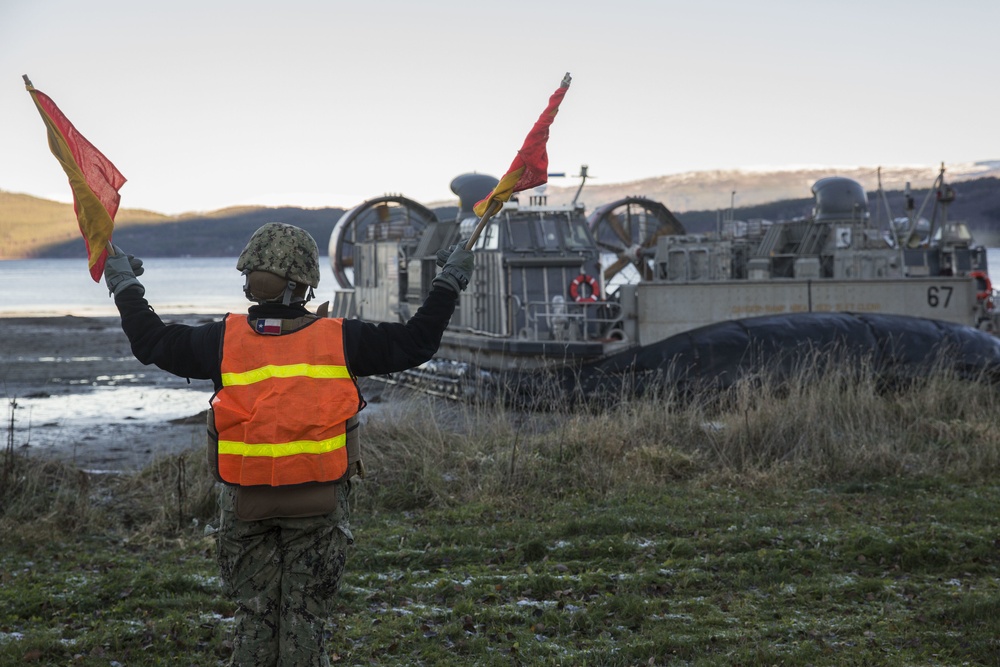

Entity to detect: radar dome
[811,177,869,222]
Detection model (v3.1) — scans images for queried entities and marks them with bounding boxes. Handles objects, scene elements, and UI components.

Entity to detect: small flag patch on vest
[255,319,283,335]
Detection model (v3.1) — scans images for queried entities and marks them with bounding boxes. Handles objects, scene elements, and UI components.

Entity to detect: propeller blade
[605,211,631,246]
[642,226,671,248]
[596,240,627,253]
[603,255,631,281]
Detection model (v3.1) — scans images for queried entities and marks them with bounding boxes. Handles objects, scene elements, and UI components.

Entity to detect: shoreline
[1,314,219,471]
[0,314,404,472]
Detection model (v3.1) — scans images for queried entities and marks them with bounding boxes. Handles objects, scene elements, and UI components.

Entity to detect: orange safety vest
[211,314,361,487]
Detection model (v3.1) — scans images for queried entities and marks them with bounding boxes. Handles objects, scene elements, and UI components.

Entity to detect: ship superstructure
[329,166,998,397]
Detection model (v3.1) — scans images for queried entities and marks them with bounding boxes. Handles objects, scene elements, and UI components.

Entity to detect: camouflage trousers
[217,483,353,667]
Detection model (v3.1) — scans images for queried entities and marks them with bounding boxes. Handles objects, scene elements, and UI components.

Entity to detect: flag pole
[464,200,502,251]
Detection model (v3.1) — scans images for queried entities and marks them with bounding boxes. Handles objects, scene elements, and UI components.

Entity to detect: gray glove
[432,246,474,293]
[435,240,468,268]
[103,245,145,297]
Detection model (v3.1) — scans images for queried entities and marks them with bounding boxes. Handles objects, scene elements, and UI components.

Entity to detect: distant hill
[3,163,999,259]
[0,193,348,259]
[538,162,1000,212]
[0,191,172,259]
[100,206,347,259]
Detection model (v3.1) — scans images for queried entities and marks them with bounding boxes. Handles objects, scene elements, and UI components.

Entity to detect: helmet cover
[236,222,320,288]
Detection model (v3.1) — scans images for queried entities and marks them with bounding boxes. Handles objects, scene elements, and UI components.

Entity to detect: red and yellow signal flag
[24,75,126,281]
[473,73,571,218]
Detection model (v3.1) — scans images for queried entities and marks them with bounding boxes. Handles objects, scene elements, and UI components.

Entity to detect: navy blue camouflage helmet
[237,223,321,288]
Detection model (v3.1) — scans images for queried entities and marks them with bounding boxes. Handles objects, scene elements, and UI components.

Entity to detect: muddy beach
[1,314,221,471]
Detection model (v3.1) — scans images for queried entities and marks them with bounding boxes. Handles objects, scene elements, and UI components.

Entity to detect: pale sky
[2,0,997,215]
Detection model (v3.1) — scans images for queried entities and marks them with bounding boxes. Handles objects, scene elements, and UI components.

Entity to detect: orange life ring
[970,270,992,302]
[569,273,600,302]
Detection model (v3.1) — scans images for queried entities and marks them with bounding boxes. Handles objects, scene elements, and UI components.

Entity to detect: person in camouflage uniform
[215,484,353,663]
[103,222,473,666]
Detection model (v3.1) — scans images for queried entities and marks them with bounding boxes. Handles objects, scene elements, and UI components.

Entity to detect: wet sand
[1,314,222,471]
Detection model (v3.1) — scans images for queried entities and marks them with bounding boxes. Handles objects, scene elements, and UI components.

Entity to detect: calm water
[0,256,339,317]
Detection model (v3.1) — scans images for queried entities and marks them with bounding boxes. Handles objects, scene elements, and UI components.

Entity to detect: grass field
[1,364,998,666]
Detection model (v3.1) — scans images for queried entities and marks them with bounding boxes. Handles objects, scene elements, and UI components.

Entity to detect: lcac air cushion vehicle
[328,165,1000,401]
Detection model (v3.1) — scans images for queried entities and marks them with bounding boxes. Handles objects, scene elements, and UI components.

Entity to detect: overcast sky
[2,0,997,215]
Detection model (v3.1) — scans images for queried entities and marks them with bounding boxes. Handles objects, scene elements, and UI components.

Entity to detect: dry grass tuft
[0,447,217,541]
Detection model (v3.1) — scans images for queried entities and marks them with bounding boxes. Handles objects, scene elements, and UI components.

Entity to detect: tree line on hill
[28,177,1000,259]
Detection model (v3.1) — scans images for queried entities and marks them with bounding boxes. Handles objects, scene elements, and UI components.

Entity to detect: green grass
[2,481,999,666]
[1,365,999,665]
[0,534,226,665]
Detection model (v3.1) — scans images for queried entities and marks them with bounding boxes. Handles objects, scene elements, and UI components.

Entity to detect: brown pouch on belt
[234,483,339,521]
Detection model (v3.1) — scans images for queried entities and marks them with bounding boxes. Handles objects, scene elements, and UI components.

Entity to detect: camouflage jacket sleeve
[113,288,224,386]
[343,284,458,377]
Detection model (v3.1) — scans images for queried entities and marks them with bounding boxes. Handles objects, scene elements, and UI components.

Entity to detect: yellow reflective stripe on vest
[217,434,347,457]
[221,363,352,387]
